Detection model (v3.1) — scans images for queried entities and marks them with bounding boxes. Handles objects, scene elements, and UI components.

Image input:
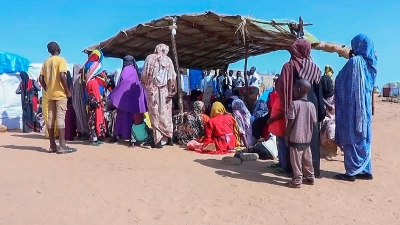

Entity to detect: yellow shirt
[41,55,68,100]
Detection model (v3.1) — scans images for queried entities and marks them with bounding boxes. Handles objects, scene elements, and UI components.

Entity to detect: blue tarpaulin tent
[0,52,30,74]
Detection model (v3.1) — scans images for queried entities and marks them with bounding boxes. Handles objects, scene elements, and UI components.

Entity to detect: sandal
[268,163,281,168]
[355,174,373,180]
[286,182,301,189]
[56,146,77,154]
[334,173,356,182]
[91,141,100,146]
[274,167,286,174]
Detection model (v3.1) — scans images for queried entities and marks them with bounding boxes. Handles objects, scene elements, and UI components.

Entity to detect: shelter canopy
[84,11,349,70]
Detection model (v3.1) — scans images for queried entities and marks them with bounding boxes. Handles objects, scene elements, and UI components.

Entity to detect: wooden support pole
[170,18,183,114]
[372,92,375,115]
[243,41,250,107]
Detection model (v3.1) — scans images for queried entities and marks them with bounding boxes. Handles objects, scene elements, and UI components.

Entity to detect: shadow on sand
[11,133,47,140]
[194,158,339,185]
[194,158,289,187]
[0,144,48,153]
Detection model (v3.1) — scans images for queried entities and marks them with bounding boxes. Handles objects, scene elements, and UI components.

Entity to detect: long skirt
[88,108,106,142]
[343,139,372,176]
[72,83,89,133]
[145,84,173,144]
[65,105,77,140]
[43,91,58,138]
[113,109,133,140]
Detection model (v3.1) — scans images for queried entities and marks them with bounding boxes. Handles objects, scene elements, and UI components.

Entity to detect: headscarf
[210,102,227,118]
[324,66,334,77]
[209,101,241,146]
[142,44,176,87]
[193,101,204,115]
[290,39,321,84]
[321,66,335,99]
[83,50,104,83]
[232,99,251,136]
[335,34,377,146]
[351,34,377,77]
[252,100,268,119]
[19,72,29,91]
[123,55,140,74]
[277,39,322,115]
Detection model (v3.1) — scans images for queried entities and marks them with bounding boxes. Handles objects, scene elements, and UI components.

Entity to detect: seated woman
[187,102,240,154]
[130,113,154,147]
[174,101,210,145]
[232,99,253,146]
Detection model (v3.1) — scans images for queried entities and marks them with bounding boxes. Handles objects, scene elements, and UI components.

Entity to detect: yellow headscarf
[209,102,241,147]
[324,65,334,77]
[210,102,227,118]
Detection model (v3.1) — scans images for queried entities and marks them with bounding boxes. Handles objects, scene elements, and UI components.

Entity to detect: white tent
[0,63,73,129]
[382,82,400,97]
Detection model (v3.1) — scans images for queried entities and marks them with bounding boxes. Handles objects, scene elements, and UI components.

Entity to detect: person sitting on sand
[186,102,240,154]
[130,113,153,148]
[174,101,210,145]
[285,79,317,188]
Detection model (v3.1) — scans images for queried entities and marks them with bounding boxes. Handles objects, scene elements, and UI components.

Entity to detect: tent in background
[382,82,400,97]
[0,58,73,130]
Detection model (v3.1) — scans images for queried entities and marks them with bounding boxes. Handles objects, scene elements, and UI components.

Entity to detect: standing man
[248,66,261,87]
[235,71,245,88]
[39,42,76,154]
[200,70,214,109]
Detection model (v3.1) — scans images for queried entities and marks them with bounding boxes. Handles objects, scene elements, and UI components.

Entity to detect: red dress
[202,114,237,153]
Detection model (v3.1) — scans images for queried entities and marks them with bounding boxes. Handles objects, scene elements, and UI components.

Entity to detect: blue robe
[335,34,377,176]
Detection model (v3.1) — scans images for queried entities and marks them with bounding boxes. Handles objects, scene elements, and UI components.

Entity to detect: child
[285,79,317,188]
[129,113,154,148]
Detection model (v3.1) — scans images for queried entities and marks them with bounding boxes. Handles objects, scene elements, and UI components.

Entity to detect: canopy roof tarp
[84,11,350,69]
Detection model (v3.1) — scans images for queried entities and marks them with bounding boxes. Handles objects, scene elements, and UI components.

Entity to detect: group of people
[16,34,376,188]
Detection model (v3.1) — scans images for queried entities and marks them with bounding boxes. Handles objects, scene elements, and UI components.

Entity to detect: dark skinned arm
[284,119,294,146]
[60,72,71,97]
[39,75,46,91]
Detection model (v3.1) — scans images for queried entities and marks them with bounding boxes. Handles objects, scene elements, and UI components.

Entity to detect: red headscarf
[277,39,322,115]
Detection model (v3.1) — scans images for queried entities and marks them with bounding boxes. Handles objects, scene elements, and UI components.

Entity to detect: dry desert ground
[0,98,399,225]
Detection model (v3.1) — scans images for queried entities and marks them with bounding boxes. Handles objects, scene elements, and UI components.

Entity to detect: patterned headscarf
[193,101,204,115]
[232,99,251,132]
[290,39,321,84]
[277,39,322,115]
[252,100,268,119]
[83,49,104,83]
[142,44,176,87]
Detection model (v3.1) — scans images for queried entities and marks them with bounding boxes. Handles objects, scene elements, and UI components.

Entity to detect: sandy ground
[0,99,399,225]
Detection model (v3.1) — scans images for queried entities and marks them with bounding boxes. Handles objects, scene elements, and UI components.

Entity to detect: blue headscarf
[335,34,377,146]
[350,34,377,83]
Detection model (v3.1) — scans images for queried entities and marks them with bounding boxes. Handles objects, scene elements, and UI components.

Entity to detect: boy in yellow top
[39,42,76,154]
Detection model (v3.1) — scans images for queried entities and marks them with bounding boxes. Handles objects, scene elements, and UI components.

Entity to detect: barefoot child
[285,79,317,188]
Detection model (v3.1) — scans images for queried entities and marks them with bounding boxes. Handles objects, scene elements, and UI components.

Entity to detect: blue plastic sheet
[0,52,30,74]
[189,69,202,90]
